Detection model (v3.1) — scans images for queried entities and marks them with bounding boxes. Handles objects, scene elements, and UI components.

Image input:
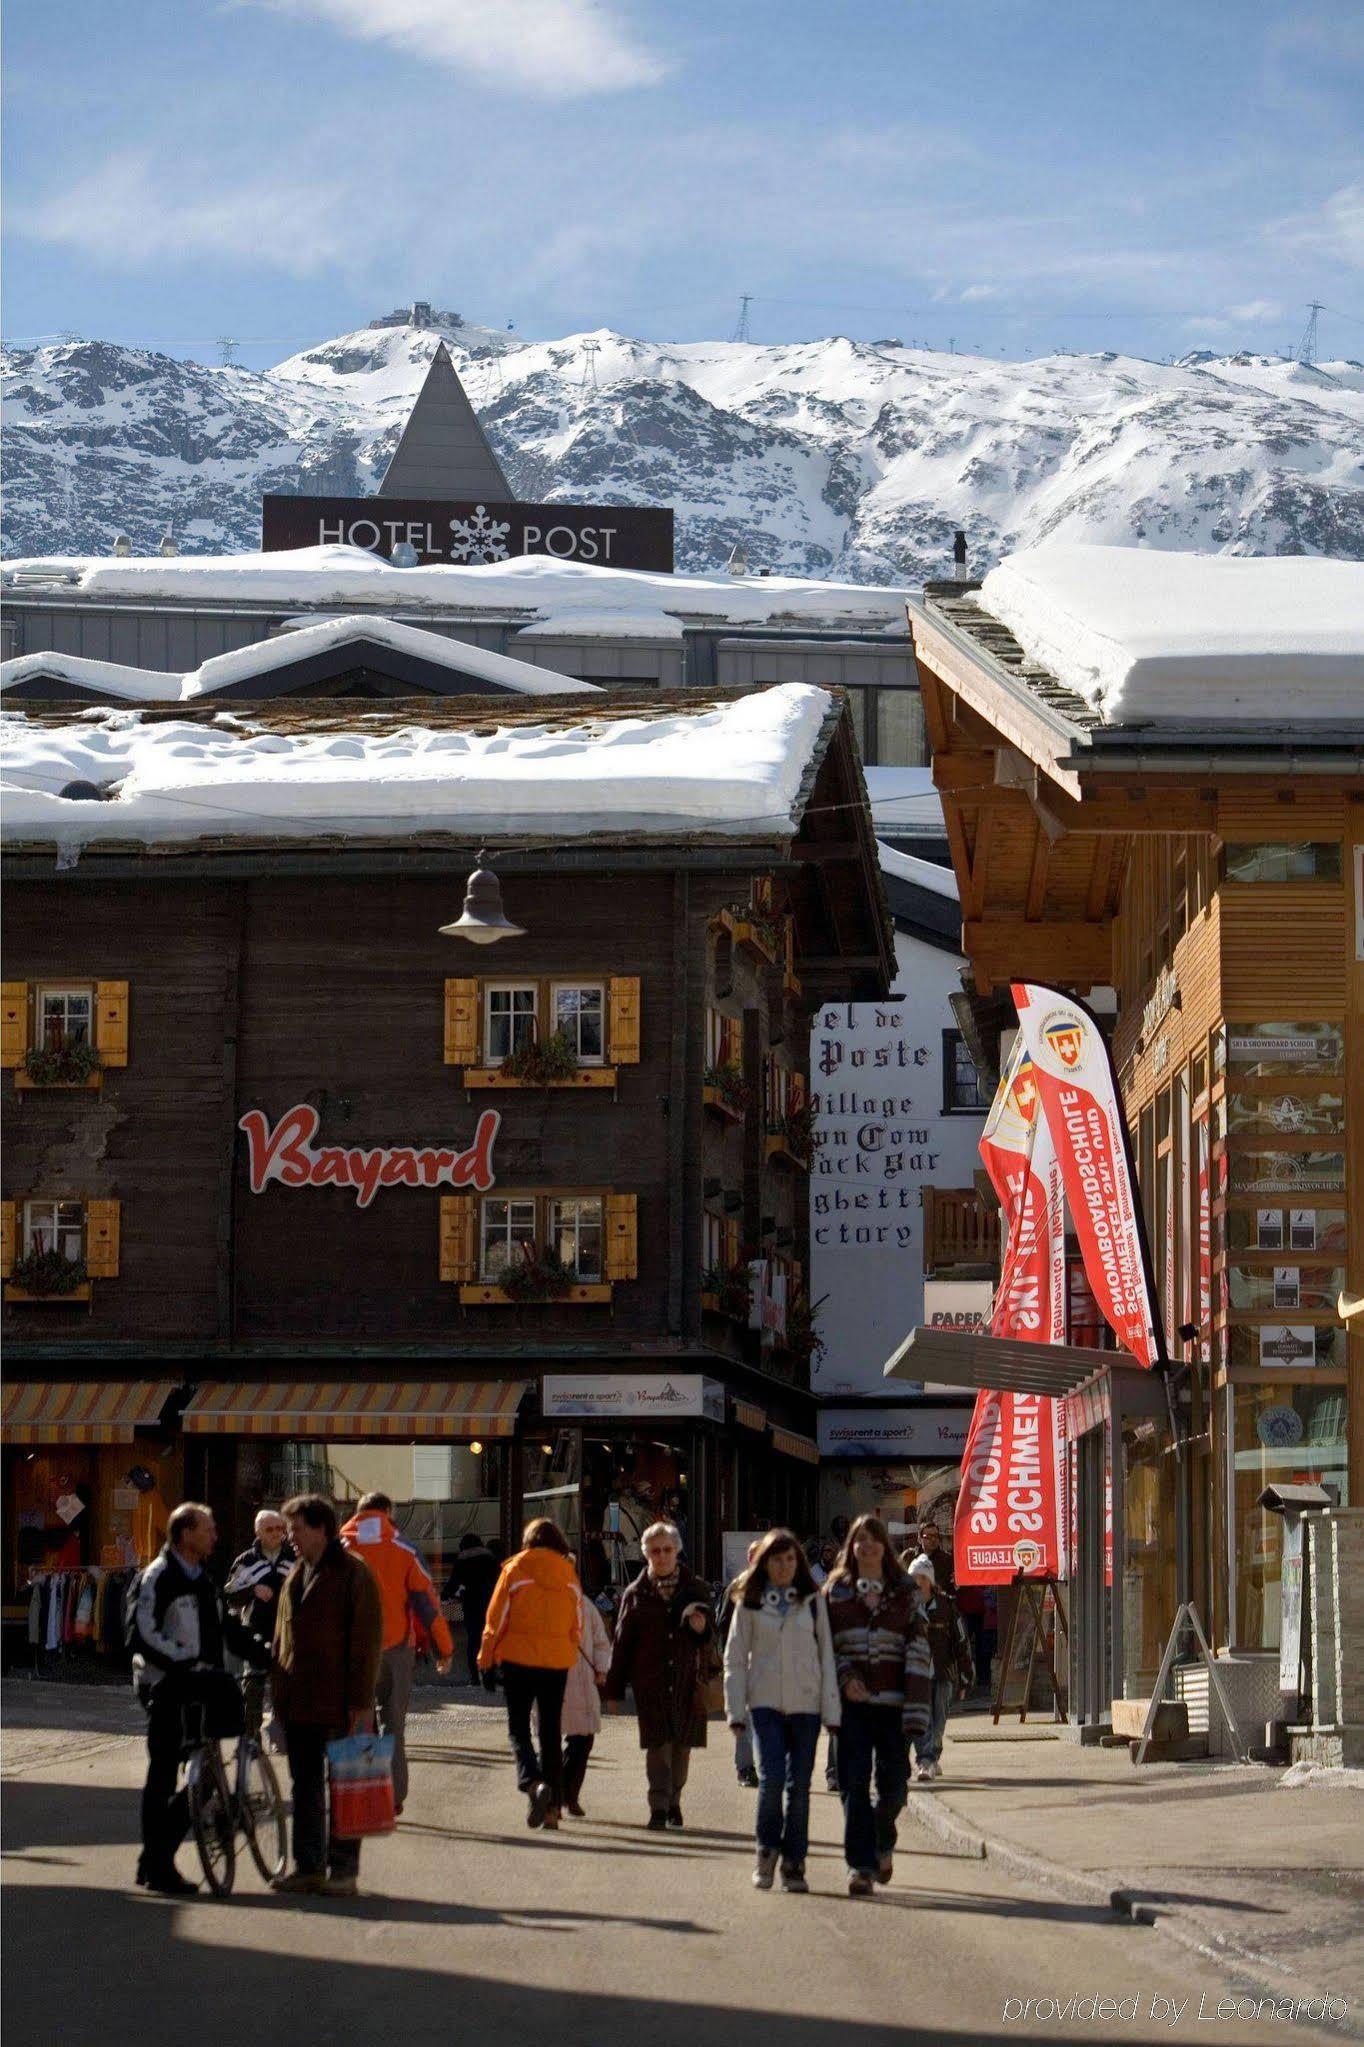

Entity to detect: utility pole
[732,294,753,344]
[216,336,240,366]
[1297,300,1324,366]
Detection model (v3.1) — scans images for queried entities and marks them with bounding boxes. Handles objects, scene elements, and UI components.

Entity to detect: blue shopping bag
[326,1731,397,1838]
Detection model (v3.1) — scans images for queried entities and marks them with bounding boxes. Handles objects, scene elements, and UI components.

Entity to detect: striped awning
[2,1380,176,1445]
[182,1379,528,1439]
[732,1398,767,1433]
[770,1426,820,1466]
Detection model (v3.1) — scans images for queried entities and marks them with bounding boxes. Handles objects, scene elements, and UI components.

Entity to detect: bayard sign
[262,494,675,573]
[239,1103,499,1208]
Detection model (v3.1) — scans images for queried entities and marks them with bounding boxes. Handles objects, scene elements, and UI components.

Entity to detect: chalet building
[899,543,1364,1728]
[0,674,891,1623]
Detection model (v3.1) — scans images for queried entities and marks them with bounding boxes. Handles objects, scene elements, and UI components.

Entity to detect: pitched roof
[378,342,513,501]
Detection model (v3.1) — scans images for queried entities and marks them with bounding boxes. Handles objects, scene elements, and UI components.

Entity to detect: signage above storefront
[542,1374,724,1421]
[262,494,675,573]
[817,1407,971,1460]
[922,1279,994,1334]
[238,1103,499,1208]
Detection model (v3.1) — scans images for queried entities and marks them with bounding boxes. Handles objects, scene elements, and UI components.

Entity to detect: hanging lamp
[439,849,526,945]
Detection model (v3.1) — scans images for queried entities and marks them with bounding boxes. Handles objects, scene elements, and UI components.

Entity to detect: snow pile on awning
[1,682,833,850]
[979,545,1364,721]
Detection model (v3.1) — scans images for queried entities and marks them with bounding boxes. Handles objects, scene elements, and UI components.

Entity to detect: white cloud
[250,0,668,97]
[1270,181,1364,268]
[1228,299,1283,323]
[959,283,1000,303]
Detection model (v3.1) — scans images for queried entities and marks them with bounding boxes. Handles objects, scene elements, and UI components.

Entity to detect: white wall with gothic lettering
[810,929,986,1397]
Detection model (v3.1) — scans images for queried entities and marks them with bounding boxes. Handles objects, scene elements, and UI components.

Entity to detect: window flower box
[459,1281,613,1306]
[703,1061,750,1122]
[5,1249,92,1304]
[712,905,780,967]
[700,1262,751,1320]
[16,1043,103,1091]
[464,1067,618,1090]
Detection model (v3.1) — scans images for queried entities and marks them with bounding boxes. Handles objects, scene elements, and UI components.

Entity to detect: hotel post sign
[262,495,675,573]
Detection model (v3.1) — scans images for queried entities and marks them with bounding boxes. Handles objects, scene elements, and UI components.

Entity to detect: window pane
[487,987,537,1062]
[1224,843,1342,883]
[554,985,604,1061]
[550,1197,602,1280]
[876,689,926,767]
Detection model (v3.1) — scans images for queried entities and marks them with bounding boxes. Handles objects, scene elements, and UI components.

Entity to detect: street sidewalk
[908,1716,1364,2025]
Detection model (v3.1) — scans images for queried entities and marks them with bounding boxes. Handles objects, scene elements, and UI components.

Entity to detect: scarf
[648,1567,680,1602]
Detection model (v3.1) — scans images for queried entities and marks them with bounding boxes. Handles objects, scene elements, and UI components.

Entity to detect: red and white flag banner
[1011,982,1166,1370]
[955,1033,1070,1586]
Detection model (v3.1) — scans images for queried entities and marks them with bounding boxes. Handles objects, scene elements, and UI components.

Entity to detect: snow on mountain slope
[4,306,1361,579]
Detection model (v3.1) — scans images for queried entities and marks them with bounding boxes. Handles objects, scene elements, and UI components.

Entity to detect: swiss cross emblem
[1010,1063,1039,1123]
[1044,1022,1085,1069]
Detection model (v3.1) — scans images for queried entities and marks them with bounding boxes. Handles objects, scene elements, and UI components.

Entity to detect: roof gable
[378,342,513,502]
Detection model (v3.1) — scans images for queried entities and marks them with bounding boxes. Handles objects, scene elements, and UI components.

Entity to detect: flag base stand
[992,1575,1069,1724]
[1131,1602,1250,1766]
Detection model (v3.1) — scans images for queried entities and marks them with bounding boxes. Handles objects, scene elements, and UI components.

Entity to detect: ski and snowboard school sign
[262,494,675,573]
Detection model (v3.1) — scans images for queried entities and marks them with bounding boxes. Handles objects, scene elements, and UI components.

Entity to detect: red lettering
[238,1104,319,1191]
[313,1148,349,1187]
[454,1110,501,1191]
[240,1104,499,1207]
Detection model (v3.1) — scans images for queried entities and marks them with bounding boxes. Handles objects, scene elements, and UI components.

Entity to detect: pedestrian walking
[604,1520,715,1831]
[723,1528,840,1894]
[561,1591,613,1816]
[131,1501,270,1896]
[444,1531,500,1689]
[225,1508,295,1749]
[478,1518,581,1830]
[271,1494,384,1898]
[907,1554,974,1780]
[823,1513,932,1897]
[916,1518,956,1594]
[717,1541,761,1788]
[339,1492,453,1816]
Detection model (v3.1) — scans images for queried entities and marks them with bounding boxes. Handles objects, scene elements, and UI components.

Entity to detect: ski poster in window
[1259,1325,1317,1370]
[1272,1267,1300,1310]
[1257,1209,1284,1250]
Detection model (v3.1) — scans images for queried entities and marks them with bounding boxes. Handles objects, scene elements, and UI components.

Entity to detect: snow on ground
[0,615,598,704]
[877,841,958,898]
[0,546,911,636]
[0,682,832,851]
[978,545,1364,721]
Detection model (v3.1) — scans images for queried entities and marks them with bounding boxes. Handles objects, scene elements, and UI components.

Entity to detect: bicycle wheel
[238,1739,288,1884]
[188,1744,236,1897]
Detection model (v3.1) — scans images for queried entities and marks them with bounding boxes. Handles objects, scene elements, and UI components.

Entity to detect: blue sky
[4,0,1362,369]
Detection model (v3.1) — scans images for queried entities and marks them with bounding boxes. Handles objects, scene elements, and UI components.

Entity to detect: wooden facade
[0,688,891,1593]
[909,583,1363,1667]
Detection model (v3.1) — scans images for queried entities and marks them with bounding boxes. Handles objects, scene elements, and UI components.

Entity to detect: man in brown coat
[271,1494,383,1898]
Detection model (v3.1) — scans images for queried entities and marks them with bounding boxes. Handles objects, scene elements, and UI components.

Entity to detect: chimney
[953,529,968,581]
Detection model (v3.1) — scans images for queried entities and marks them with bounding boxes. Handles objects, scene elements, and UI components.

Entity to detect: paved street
[2,1681,1355,2046]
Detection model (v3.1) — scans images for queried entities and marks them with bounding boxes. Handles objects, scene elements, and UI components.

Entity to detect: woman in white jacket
[561,1591,613,1816]
[723,1526,841,1893]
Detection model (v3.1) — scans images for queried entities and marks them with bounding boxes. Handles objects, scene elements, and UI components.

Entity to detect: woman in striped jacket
[823,1514,933,1896]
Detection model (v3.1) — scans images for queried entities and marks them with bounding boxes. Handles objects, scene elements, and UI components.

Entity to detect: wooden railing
[923,1185,997,1275]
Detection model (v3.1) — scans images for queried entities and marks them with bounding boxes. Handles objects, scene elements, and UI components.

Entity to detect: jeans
[282,1721,360,1879]
[750,1708,821,1868]
[838,1700,909,1876]
[501,1662,567,1808]
[914,1677,954,1766]
[645,1739,691,1813]
[375,1644,415,1807]
[734,1718,754,1777]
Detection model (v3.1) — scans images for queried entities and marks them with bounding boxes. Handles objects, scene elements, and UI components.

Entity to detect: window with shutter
[443,979,481,1067]
[607,977,640,1064]
[85,1200,121,1278]
[604,1193,638,1281]
[1,984,28,1069]
[439,1195,477,1281]
[0,1200,15,1279]
[95,982,130,1066]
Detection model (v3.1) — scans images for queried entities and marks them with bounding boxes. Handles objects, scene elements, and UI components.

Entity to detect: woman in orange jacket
[478,1518,581,1828]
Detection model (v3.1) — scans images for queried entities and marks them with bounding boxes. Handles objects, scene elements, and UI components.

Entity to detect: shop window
[1223,1022,1343,1076]
[941,1031,986,1113]
[551,983,605,1064]
[1232,1382,1347,1649]
[1227,1207,1347,1256]
[1227,1151,1345,1197]
[548,1197,604,1283]
[1226,1089,1344,1138]
[480,1197,538,1279]
[485,985,538,1065]
[1227,1323,1346,1370]
[1223,843,1342,884]
[1226,1265,1345,1314]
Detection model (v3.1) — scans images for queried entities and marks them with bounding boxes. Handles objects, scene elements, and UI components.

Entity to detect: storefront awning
[183,1380,529,1439]
[770,1426,820,1466]
[2,1380,177,1445]
[732,1399,767,1433]
[884,1326,1123,1399]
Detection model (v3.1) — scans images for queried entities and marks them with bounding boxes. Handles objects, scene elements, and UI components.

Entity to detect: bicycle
[181,1691,288,1897]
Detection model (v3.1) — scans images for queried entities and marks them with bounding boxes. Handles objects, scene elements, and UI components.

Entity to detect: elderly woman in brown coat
[604,1520,715,1831]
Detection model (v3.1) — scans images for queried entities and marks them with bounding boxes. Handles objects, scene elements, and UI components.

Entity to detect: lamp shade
[439,854,526,945]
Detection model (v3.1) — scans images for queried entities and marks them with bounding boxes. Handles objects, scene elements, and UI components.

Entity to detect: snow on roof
[0,545,910,638]
[0,614,596,704]
[1,682,834,853]
[979,545,1364,722]
[877,841,959,900]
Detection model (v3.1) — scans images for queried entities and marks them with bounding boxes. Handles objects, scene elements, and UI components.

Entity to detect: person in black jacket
[604,1521,715,1830]
[225,1508,295,1744]
[131,1501,269,1896]
[444,1532,500,1688]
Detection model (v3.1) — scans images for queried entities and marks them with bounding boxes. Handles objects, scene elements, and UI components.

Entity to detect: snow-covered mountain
[4,307,1362,580]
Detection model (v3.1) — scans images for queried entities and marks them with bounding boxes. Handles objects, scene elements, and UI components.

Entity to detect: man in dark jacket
[225,1508,295,1745]
[443,1532,499,1688]
[604,1520,715,1830]
[907,1554,974,1780]
[131,1501,270,1896]
[272,1494,384,1898]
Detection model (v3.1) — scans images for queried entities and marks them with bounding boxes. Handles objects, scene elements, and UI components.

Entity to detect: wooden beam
[1024,821,1051,922]
[963,917,1113,990]
[1085,838,1116,923]
[909,625,1082,796]
[964,804,995,922]
[932,750,998,792]
[791,839,860,862]
[1042,786,1218,837]
[918,658,954,756]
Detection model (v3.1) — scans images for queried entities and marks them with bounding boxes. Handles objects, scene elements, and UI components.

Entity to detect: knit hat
[908,1552,936,1588]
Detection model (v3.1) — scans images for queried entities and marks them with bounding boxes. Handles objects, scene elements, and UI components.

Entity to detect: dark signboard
[262,495,674,573]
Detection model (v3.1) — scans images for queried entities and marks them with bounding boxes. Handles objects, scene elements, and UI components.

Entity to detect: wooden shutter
[1,984,28,1068]
[724,1216,742,1268]
[0,1201,15,1279]
[608,976,641,1065]
[85,1199,121,1279]
[605,1193,638,1281]
[439,1195,477,1282]
[443,979,480,1067]
[95,981,129,1066]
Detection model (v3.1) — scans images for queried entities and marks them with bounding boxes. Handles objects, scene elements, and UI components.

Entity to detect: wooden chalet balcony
[923,1185,997,1277]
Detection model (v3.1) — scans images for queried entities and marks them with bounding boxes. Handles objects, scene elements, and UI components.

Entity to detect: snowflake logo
[448,505,512,564]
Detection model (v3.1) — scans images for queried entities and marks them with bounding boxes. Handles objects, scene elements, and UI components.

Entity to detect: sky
[3,0,1362,370]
